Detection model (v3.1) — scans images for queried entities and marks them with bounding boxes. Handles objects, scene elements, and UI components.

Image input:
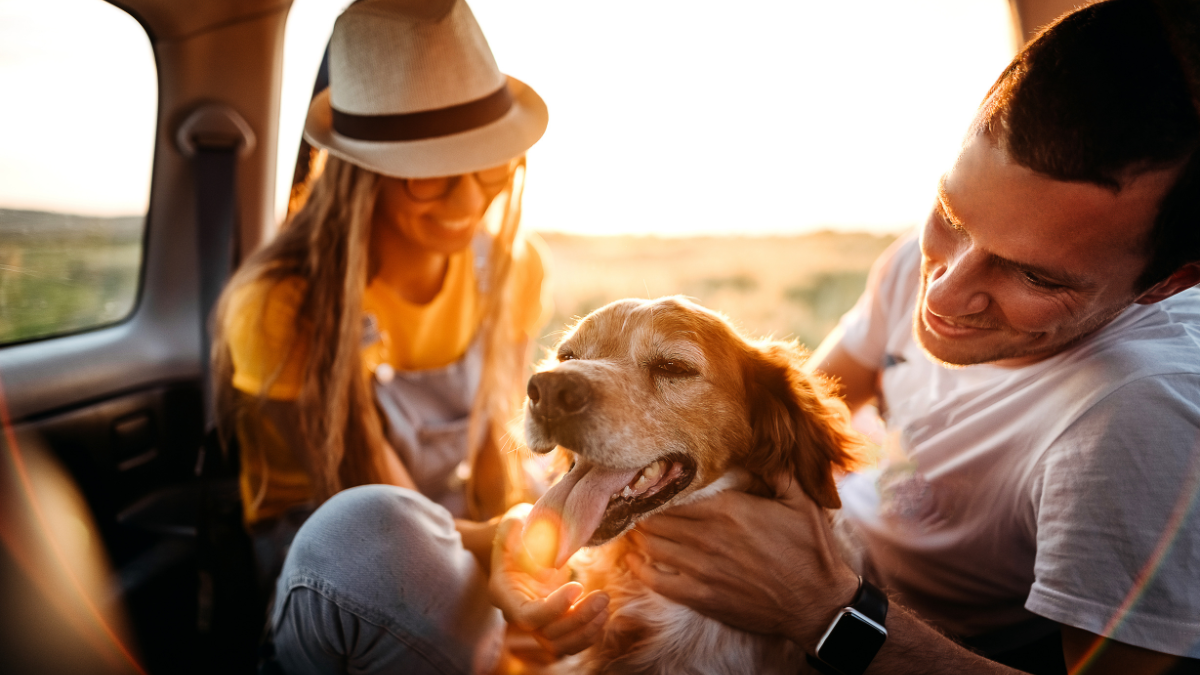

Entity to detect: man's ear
[1135,262,1200,304]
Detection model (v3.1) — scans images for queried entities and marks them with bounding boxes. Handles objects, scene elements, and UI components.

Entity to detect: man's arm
[627,475,1012,674]
[805,325,879,414]
[628,476,1188,674]
[1061,626,1190,675]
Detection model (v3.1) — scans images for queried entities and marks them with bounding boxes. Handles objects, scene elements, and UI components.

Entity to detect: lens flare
[1069,432,1200,674]
[522,513,561,570]
[0,372,147,675]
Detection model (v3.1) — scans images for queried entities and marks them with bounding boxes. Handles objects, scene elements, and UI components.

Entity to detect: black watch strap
[853,577,888,625]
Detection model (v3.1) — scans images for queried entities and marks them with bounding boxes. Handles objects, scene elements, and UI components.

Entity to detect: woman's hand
[488,504,609,657]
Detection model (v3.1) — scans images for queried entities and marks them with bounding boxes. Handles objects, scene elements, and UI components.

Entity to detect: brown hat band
[331,85,513,142]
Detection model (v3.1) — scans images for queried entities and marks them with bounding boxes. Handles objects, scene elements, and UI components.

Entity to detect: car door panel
[0,1,291,672]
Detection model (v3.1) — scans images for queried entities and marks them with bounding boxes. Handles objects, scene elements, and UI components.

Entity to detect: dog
[521,296,870,674]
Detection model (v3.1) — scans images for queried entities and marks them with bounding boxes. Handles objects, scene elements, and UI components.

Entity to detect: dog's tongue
[526,458,641,569]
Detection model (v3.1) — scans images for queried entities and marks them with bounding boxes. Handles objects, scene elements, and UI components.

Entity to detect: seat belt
[192,145,238,435]
[175,104,256,460]
[177,107,264,646]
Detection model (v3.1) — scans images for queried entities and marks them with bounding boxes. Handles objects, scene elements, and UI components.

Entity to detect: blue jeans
[271,485,505,674]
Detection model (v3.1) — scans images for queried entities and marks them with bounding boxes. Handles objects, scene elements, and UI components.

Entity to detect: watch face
[817,610,887,675]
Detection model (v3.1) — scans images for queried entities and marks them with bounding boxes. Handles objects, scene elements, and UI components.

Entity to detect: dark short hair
[976,0,1200,290]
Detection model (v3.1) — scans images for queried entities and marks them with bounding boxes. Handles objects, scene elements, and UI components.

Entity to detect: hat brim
[304,75,548,179]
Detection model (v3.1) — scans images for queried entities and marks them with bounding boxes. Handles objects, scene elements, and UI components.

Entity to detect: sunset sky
[1,0,1016,237]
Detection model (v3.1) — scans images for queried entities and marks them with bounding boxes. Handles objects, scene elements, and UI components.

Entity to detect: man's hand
[626,474,858,647]
[488,505,609,657]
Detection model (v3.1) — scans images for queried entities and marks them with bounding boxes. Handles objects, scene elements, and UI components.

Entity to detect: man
[494,0,1200,672]
[629,0,1200,672]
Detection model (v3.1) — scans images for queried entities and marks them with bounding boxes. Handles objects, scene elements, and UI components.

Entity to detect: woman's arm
[456,516,501,572]
[259,398,503,577]
[378,435,417,490]
[258,399,417,490]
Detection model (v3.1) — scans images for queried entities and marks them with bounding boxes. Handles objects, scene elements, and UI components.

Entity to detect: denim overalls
[368,231,492,517]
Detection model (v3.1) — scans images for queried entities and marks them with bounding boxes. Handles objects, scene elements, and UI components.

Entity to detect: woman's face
[373,162,513,256]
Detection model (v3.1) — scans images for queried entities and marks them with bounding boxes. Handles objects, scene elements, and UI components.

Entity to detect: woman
[212,0,559,670]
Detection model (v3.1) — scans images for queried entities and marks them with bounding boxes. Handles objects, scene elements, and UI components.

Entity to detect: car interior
[0,0,1105,673]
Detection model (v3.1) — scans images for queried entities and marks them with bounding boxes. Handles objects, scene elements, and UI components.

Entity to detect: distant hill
[0,208,143,241]
[535,229,900,353]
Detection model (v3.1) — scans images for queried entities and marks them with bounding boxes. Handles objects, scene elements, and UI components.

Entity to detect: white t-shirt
[837,234,1200,658]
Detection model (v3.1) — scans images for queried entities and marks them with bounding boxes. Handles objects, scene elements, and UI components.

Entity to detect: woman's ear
[744,343,869,510]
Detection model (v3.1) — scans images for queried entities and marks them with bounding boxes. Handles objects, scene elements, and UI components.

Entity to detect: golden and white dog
[522,297,868,674]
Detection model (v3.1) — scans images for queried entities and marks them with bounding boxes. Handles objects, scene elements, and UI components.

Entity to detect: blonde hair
[213,152,530,520]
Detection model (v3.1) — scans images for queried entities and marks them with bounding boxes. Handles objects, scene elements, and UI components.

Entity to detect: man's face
[914,132,1178,367]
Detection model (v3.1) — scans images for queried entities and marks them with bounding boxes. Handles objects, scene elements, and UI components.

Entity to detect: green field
[0,209,143,344]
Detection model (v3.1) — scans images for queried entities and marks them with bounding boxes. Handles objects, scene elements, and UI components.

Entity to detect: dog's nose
[527,371,592,417]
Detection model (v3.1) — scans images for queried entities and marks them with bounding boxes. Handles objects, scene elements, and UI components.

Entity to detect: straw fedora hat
[304,0,548,179]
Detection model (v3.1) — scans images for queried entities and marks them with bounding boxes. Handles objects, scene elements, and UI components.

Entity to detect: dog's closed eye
[646,358,696,378]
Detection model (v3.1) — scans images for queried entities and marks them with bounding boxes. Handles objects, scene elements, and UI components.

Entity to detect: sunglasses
[401,161,516,202]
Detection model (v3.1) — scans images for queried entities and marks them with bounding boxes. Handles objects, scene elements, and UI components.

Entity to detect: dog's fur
[522,297,870,674]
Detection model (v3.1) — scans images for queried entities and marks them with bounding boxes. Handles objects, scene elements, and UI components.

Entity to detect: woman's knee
[318,484,451,539]
[280,485,456,582]
[271,486,502,674]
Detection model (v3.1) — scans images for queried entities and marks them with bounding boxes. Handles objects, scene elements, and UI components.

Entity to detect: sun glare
[522,513,562,570]
[276,0,1018,237]
[0,0,1015,236]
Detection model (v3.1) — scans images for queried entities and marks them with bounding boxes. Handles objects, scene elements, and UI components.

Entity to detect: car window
[0,0,155,345]
[275,0,353,225]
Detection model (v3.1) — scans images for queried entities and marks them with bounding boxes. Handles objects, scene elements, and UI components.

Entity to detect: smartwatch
[805,576,888,675]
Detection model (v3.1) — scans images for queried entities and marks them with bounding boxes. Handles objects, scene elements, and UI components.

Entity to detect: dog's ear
[743,343,870,510]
